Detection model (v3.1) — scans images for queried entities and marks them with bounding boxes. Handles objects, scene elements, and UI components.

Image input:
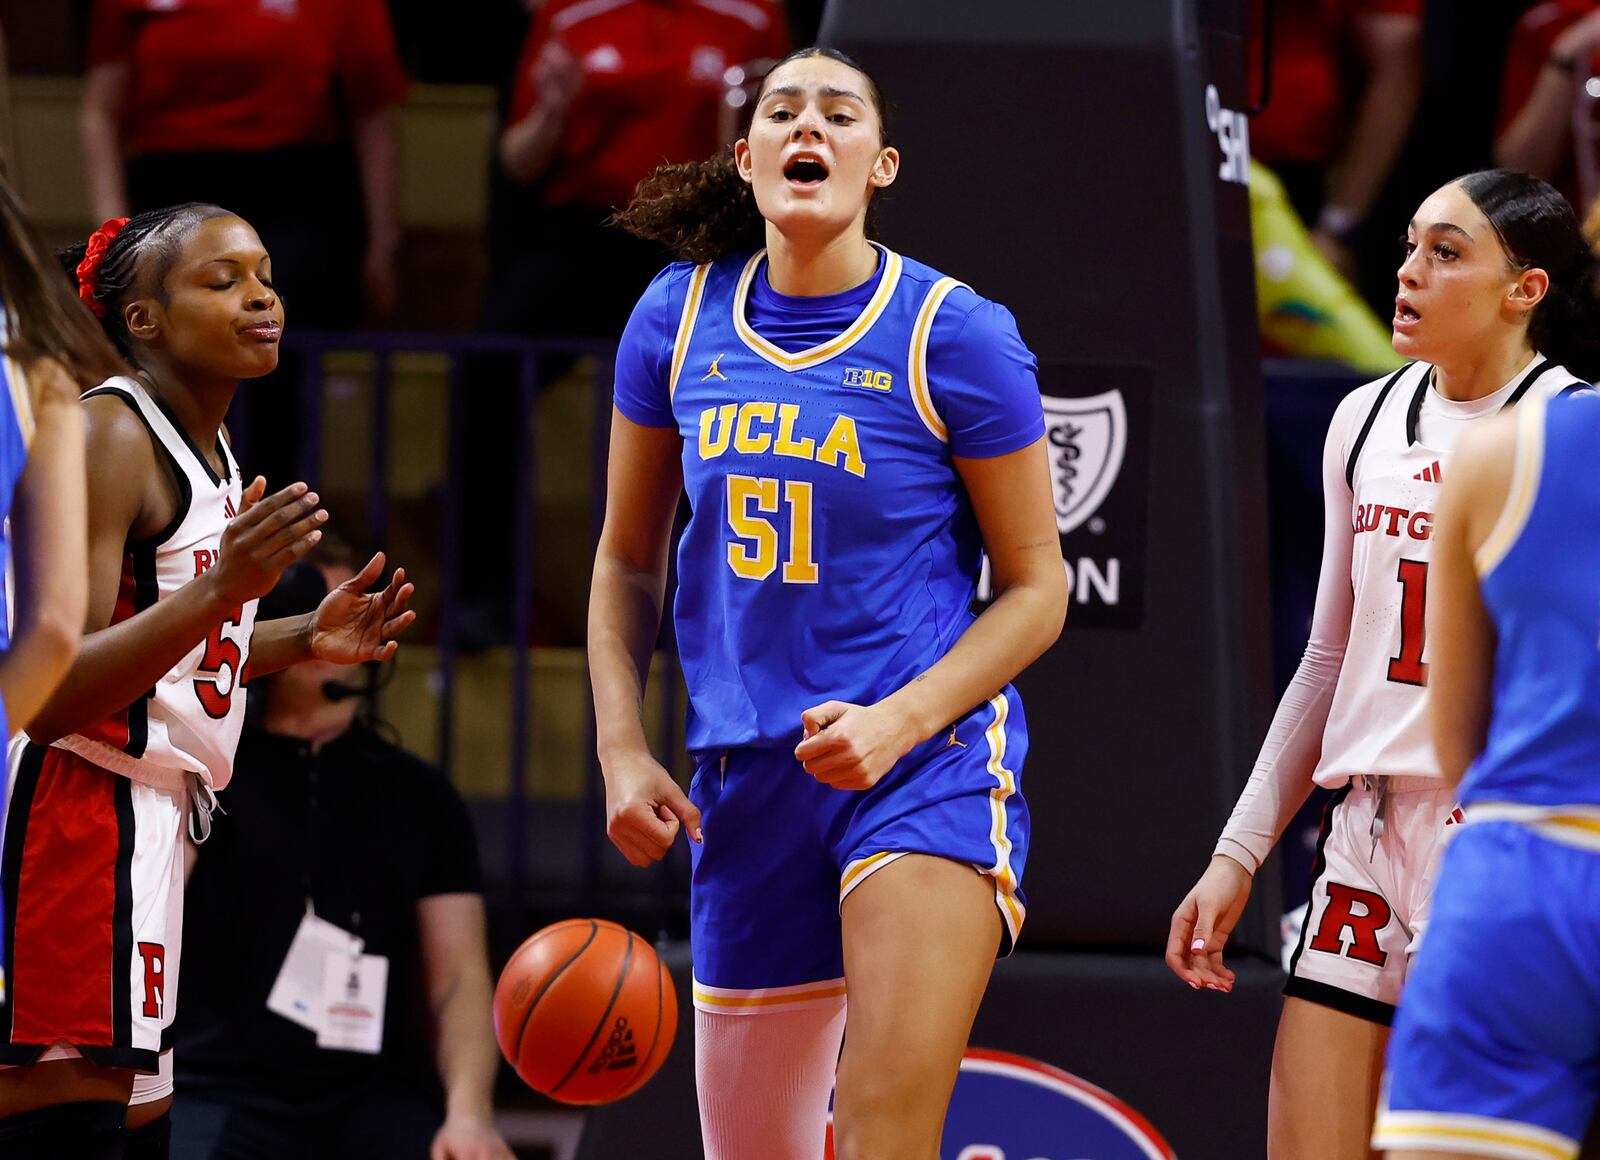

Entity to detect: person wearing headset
[169,539,513,1160]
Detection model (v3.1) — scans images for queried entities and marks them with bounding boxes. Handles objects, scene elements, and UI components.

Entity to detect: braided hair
[1458,169,1600,381]
[58,203,234,359]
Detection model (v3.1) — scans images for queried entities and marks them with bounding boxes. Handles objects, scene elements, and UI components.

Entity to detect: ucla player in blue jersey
[591,46,1067,1160]
[0,172,121,746]
[0,171,129,1155]
[1371,392,1600,1160]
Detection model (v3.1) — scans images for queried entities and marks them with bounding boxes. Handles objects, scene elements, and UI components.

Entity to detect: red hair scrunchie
[75,217,130,318]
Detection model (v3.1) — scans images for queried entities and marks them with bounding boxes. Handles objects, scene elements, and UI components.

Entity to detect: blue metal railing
[235,331,685,932]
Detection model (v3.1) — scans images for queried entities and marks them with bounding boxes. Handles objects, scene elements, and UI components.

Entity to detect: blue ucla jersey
[1464,391,1600,811]
[614,244,1044,751]
[0,314,35,742]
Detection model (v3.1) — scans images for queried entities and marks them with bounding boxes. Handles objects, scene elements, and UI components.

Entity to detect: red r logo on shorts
[1308,883,1392,966]
[138,942,165,1019]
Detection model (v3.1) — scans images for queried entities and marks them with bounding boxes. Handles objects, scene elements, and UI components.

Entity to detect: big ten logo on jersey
[1308,883,1393,967]
[1204,83,1249,186]
[979,369,1151,629]
[138,942,166,1019]
[825,1049,1176,1160]
[842,366,893,392]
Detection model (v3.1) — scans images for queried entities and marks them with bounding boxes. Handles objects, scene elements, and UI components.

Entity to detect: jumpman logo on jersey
[703,355,728,381]
[945,726,967,750]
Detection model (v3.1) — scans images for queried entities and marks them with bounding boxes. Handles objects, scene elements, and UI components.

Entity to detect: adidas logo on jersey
[1413,460,1442,483]
[587,1016,639,1073]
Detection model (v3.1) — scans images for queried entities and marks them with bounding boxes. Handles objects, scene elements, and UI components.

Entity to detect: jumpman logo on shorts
[703,355,728,381]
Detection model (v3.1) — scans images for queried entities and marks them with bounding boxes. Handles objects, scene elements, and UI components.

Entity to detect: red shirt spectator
[504,0,789,211]
[1245,0,1422,290]
[87,0,409,155]
[1496,1,1600,210]
[1251,0,1423,167]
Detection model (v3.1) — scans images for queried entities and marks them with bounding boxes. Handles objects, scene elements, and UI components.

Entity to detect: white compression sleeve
[1215,388,1362,873]
[128,1048,173,1105]
[695,998,848,1160]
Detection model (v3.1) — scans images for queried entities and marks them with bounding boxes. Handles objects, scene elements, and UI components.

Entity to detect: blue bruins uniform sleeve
[927,294,1045,458]
[612,264,689,429]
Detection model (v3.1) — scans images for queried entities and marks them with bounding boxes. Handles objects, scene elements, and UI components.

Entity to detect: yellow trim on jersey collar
[732,243,902,372]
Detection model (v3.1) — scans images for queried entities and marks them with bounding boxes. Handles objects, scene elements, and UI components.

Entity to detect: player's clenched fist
[209,477,327,607]
[603,751,703,867]
[794,700,918,791]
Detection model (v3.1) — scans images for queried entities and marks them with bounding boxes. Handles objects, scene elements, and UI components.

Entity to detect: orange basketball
[492,918,678,1105]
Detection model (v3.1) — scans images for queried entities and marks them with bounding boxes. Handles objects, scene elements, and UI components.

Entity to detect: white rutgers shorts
[0,738,186,1073]
[1284,775,1460,1025]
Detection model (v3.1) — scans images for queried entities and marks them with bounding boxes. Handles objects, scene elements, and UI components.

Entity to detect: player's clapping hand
[430,1114,515,1160]
[212,477,327,605]
[307,551,416,664]
[795,701,917,791]
[1165,853,1254,993]
[603,751,704,867]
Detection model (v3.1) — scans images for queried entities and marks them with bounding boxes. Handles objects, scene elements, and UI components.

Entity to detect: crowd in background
[0,1,1585,373]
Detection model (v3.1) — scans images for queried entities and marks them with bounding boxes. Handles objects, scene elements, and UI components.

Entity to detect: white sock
[695,998,847,1160]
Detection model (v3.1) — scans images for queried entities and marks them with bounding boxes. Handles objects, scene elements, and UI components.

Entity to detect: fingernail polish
[1190,938,1205,953]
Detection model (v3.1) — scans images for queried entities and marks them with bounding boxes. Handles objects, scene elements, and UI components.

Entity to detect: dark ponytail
[1458,169,1600,381]
[611,46,890,263]
[57,201,232,361]
[0,175,124,387]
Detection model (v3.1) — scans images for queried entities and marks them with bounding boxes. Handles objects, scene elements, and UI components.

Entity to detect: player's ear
[733,138,755,184]
[1507,266,1549,316]
[122,298,162,344]
[869,146,899,189]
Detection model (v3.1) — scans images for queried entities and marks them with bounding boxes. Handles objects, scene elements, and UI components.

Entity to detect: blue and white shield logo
[1040,390,1127,536]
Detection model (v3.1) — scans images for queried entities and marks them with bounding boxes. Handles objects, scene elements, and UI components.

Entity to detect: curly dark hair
[610,47,889,264]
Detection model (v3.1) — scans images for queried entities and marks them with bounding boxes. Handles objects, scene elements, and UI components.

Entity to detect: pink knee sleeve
[695,997,847,1160]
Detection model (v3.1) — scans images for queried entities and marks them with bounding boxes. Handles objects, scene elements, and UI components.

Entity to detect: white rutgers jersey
[1314,356,1588,789]
[51,376,256,794]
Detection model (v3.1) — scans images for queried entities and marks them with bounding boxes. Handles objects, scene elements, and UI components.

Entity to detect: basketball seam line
[513,919,599,1065]
[550,929,636,1097]
[619,953,667,1100]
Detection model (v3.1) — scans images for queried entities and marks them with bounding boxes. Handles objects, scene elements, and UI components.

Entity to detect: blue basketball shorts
[687,687,1030,1016]
[1373,820,1600,1160]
